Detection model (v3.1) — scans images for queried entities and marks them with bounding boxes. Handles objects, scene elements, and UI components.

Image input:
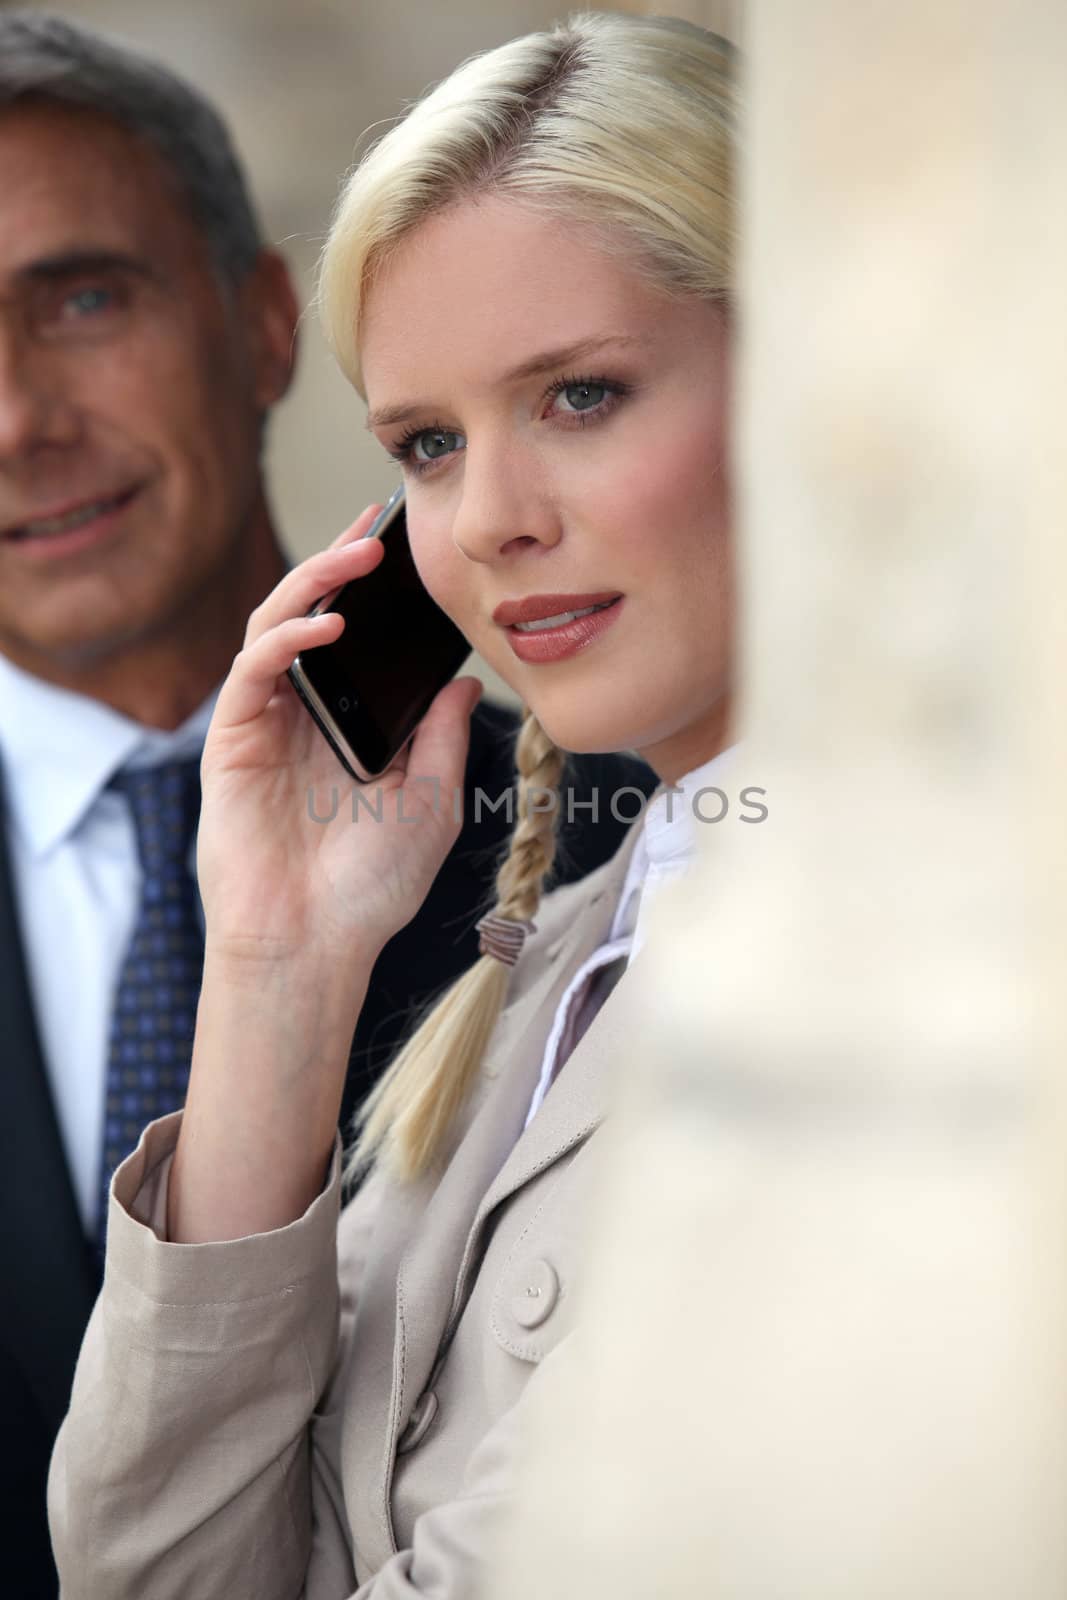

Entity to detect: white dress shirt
[0,652,216,1232]
[524,744,739,1127]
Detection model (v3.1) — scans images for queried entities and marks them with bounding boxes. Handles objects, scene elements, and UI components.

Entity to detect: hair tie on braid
[475,912,537,968]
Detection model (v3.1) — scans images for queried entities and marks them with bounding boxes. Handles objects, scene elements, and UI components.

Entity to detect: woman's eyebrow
[365,333,645,431]
[499,332,645,385]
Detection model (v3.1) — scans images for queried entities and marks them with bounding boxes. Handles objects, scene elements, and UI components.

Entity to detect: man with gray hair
[0,17,300,1596]
[0,13,651,1595]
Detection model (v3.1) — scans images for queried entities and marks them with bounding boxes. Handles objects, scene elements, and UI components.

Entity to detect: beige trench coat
[48,822,643,1598]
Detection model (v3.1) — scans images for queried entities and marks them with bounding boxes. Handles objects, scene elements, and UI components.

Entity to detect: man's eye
[61,286,113,318]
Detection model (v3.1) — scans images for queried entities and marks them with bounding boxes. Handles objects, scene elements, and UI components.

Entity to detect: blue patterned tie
[96,759,203,1250]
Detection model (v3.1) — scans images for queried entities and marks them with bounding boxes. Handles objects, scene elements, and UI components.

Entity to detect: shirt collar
[0,651,218,859]
[611,744,741,944]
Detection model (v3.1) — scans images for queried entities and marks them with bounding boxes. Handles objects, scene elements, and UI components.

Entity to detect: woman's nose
[450,441,562,565]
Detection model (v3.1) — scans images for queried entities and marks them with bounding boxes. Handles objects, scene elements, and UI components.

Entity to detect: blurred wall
[4,0,737,697]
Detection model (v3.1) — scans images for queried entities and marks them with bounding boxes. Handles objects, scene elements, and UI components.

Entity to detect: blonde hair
[330,11,738,1182]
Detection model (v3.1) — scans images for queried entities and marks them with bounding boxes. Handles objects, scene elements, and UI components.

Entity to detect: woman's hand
[169,507,481,1242]
[196,505,482,973]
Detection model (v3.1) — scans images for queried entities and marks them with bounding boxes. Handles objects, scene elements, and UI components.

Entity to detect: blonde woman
[49,12,738,1596]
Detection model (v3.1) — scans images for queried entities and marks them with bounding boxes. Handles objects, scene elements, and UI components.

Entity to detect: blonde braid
[495,710,567,921]
[346,711,565,1184]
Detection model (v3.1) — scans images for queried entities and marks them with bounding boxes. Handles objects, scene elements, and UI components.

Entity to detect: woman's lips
[493,590,621,627]
[501,595,624,663]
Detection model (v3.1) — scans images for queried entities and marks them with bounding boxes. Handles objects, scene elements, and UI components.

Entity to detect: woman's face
[360,196,733,783]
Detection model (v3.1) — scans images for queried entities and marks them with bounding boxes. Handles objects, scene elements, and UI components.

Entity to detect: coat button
[511,1260,560,1329]
[397,1390,438,1454]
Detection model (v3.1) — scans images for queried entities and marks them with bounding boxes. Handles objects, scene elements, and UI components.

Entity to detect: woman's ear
[238,249,301,412]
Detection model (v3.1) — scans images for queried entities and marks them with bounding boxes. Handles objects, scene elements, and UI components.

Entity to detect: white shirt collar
[611,744,740,947]
[0,651,218,860]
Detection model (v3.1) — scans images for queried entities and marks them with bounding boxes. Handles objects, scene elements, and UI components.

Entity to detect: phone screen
[288,491,471,779]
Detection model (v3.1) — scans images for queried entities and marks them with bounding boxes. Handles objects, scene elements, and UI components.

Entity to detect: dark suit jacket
[0,697,653,1599]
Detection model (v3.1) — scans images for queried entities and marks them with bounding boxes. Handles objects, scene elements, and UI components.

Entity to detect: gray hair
[0,10,263,284]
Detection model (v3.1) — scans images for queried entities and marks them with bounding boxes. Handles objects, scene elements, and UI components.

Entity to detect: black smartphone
[287,487,471,781]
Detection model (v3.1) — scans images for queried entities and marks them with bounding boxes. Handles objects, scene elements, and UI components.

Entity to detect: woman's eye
[411,428,465,463]
[554,380,609,414]
[545,376,630,422]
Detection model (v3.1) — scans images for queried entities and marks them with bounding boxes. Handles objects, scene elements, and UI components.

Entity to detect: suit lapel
[0,813,98,1437]
[471,955,642,1230]
[456,818,651,1289]
[344,831,641,1569]
[394,831,642,1402]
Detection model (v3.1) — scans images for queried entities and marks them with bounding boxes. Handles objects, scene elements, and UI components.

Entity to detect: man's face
[0,101,286,673]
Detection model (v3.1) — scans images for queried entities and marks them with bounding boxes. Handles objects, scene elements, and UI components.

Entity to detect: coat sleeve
[47,1110,374,1600]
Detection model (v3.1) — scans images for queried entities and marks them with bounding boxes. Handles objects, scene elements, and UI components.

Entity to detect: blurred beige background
[5,0,737,695]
